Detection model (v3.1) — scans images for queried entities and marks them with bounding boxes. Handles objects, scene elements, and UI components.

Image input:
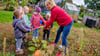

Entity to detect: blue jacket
[12,18,32,39]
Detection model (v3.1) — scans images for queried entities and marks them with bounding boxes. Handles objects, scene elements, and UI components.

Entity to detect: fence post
[3,37,6,56]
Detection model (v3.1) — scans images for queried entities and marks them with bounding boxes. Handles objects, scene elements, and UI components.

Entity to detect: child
[23,6,31,27]
[31,6,46,39]
[12,9,32,54]
[43,13,52,40]
[13,6,22,20]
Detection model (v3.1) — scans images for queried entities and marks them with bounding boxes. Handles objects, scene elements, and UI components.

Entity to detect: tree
[85,0,100,10]
[22,0,28,7]
[29,0,36,4]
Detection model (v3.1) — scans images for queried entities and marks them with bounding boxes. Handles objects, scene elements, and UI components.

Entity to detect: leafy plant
[28,39,62,56]
[0,52,15,56]
[22,0,28,7]
[41,13,46,18]
[29,0,36,4]
[8,5,15,11]
[80,12,85,18]
[28,39,48,51]
[5,1,17,10]
[28,47,36,51]
[86,12,94,17]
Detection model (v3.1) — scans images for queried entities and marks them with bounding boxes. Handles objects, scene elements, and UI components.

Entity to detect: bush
[8,6,15,11]
[29,7,33,13]
[86,12,94,17]
[41,13,46,18]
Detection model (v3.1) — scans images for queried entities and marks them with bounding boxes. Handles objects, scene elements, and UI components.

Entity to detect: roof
[72,0,85,6]
[64,3,80,11]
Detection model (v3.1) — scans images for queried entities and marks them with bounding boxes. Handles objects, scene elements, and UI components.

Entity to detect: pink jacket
[46,6,73,27]
[31,13,45,27]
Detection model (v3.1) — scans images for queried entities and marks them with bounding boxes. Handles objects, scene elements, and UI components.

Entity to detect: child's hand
[30,29,33,32]
[43,25,46,27]
[43,21,46,25]
[31,25,33,27]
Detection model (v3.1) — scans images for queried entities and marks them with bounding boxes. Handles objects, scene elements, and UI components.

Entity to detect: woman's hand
[31,25,33,27]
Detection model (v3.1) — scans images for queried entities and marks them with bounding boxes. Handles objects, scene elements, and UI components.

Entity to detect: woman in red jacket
[45,0,73,54]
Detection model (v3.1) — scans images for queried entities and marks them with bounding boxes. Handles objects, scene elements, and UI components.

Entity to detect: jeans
[16,38,22,50]
[55,21,73,47]
[33,28,39,38]
[43,30,50,40]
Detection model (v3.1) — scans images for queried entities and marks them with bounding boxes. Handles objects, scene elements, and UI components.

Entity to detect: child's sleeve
[46,10,57,26]
[17,22,31,33]
[40,15,46,24]
[31,15,34,27]
[24,22,32,29]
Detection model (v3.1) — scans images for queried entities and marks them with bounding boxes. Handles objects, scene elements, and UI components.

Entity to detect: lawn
[0,11,13,23]
[0,11,100,56]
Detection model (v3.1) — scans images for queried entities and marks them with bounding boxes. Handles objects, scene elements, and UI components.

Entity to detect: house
[63,3,80,21]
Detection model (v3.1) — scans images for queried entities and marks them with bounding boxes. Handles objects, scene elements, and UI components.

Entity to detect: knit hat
[35,6,41,12]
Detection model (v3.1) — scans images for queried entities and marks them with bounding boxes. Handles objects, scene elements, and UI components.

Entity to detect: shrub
[8,6,15,11]
[41,13,46,18]
[86,12,94,17]
[29,7,33,13]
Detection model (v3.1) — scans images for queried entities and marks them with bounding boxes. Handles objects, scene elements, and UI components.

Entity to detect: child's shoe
[47,38,49,41]
[32,37,35,40]
[36,37,38,39]
[16,49,23,54]
[43,38,45,40]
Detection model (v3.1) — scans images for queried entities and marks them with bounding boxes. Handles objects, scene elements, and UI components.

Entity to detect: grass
[73,23,85,28]
[0,11,33,23]
[0,52,15,56]
[0,11,13,23]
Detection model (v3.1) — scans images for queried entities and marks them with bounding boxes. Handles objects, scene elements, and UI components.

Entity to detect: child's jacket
[12,18,32,39]
[44,20,51,30]
[23,14,31,26]
[31,13,45,28]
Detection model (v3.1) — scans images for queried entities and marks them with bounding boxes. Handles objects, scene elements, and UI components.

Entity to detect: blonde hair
[45,0,56,10]
[16,6,23,10]
[14,9,24,19]
[24,6,29,10]
[46,13,51,17]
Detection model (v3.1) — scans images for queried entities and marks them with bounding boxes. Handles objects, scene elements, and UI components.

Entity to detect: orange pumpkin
[34,50,41,56]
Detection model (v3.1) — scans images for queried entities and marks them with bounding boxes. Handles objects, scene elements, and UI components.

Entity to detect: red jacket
[31,13,45,28]
[46,6,73,27]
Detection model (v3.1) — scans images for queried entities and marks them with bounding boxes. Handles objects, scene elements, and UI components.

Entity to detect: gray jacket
[12,18,32,39]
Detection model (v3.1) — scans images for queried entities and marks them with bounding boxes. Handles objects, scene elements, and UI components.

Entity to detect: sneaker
[43,38,45,40]
[16,49,23,54]
[58,45,63,52]
[32,37,35,40]
[36,37,38,39]
[47,38,49,41]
